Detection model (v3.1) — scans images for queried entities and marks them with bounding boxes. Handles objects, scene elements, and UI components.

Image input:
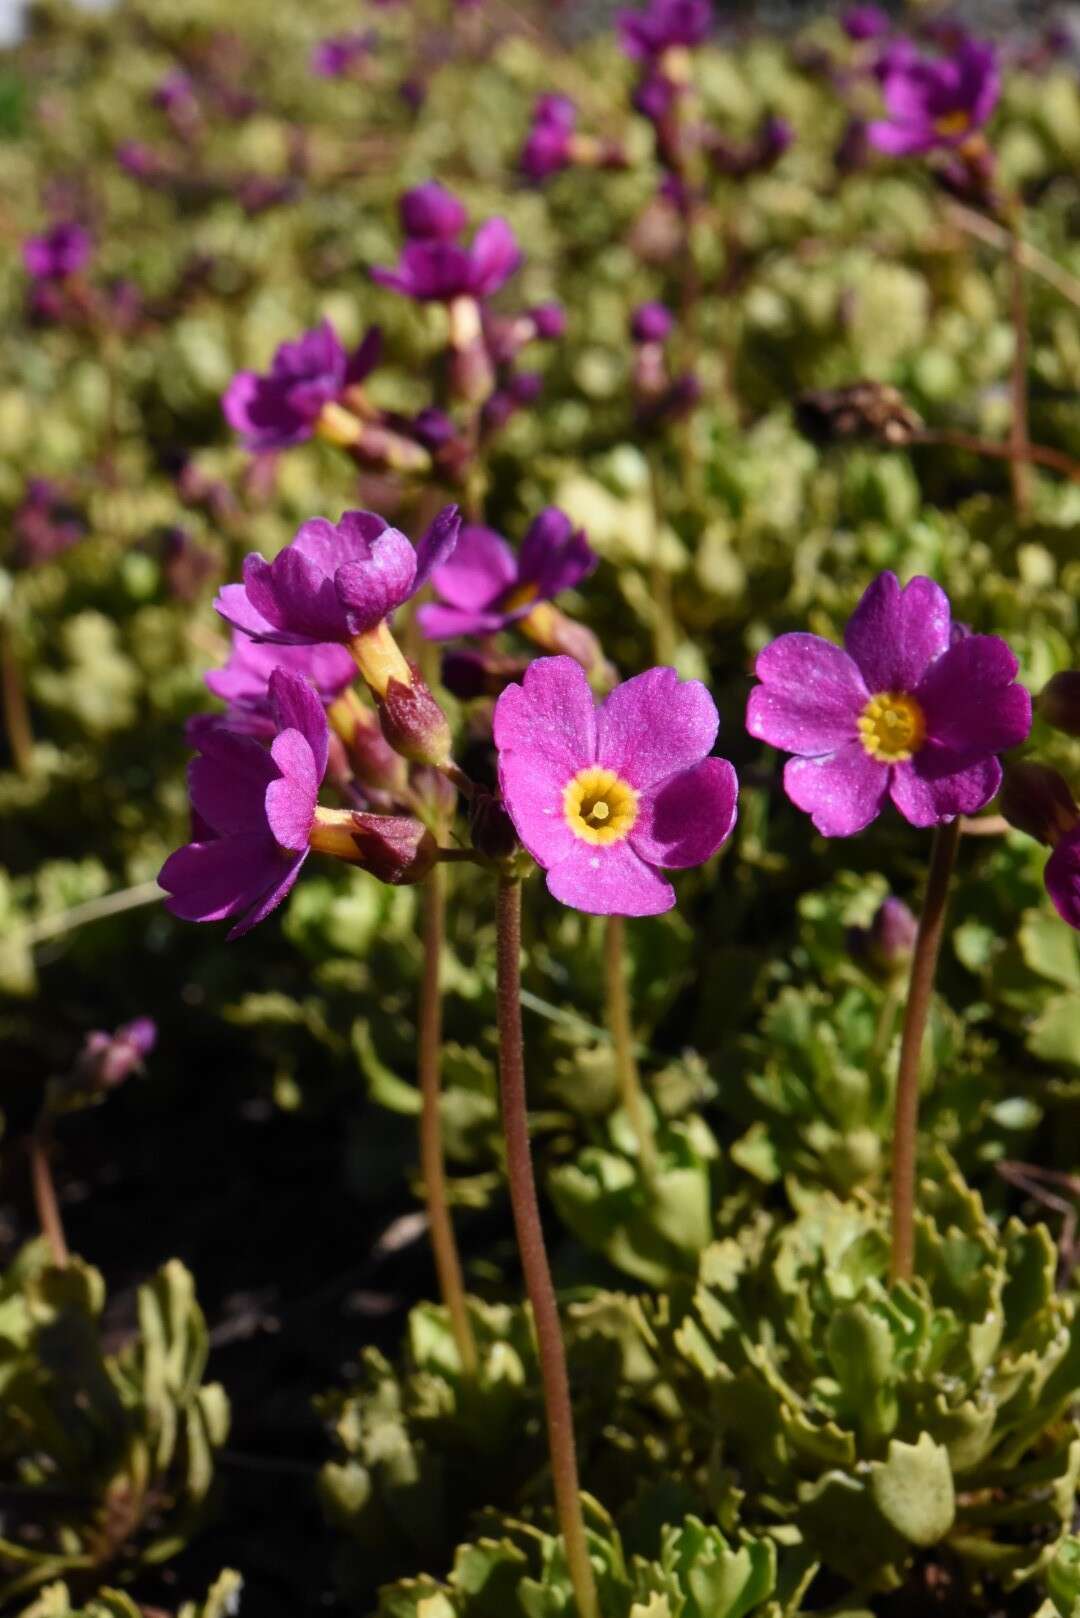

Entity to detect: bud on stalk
[309,808,438,884]
[1000,762,1080,847]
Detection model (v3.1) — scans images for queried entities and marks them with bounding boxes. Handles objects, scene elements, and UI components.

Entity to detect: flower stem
[0,617,33,776]
[29,1113,69,1268]
[495,876,598,1618]
[1007,212,1032,517]
[603,916,657,1181]
[646,451,677,666]
[890,818,961,1285]
[418,864,478,1377]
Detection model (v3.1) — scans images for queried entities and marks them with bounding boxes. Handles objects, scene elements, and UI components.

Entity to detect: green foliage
[0,1249,229,1604]
[17,1567,243,1618]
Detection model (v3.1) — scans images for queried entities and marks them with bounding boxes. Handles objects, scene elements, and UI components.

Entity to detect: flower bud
[470,790,519,861]
[1000,762,1080,847]
[309,809,438,884]
[378,662,454,766]
[1038,672,1080,739]
[795,382,924,448]
[73,1018,156,1094]
[849,897,918,977]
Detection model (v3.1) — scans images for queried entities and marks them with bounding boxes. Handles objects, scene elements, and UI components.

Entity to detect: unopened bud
[795,382,924,448]
[378,663,454,766]
[848,897,918,977]
[310,808,438,884]
[1038,673,1080,739]
[1000,762,1080,847]
[470,790,519,861]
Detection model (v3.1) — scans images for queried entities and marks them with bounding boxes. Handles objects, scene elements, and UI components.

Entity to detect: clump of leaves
[650,1157,1080,1600]
[0,1248,229,1604]
[375,1499,816,1618]
[18,1567,242,1618]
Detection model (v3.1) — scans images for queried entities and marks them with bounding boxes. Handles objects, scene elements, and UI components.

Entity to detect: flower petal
[915,634,1031,753]
[747,633,867,756]
[159,833,282,923]
[1045,830,1080,931]
[293,511,383,572]
[266,733,319,851]
[518,507,596,599]
[187,731,277,838]
[228,849,308,938]
[843,573,951,694]
[214,580,285,642]
[429,522,513,612]
[631,757,738,869]
[783,744,889,836]
[596,667,718,790]
[414,504,462,590]
[335,524,417,634]
[493,655,597,775]
[417,602,506,640]
[546,840,674,916]
[497,748,579,870]
[269,667,329,783]
[468,218,521,298]
[889,750,1001,828]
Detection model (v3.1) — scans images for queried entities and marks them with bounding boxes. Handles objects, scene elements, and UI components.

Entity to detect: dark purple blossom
[372,217,521,303]
[746,572,1031,836]
[160,668,328,938]
[23,222,92,282]
[842,5,892,41]
[631,301,675,344]
[419,509,595,640]
[521,94,578,181]
[495,657,738,916]
[215,506,460,648]
[868,37,1000,156]
[618,0,710,60]
[399,181,468,241]
[200,631,357,739]
[310,31,376,77]
[222,321,381,451]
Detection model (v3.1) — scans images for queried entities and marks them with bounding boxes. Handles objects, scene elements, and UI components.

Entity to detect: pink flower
[494,657,738,916]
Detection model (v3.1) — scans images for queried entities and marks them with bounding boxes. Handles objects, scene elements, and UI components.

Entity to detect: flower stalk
[1,616,33,776]
[890,817,962,1284]
[418,861,478,1376]
[495,875,598,1618]
[29,1112,69,1268]
[603,916,657,1180]
[1007,210,1032,517]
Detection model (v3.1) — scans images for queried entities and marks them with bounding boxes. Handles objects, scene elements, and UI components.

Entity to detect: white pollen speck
[590,857,601,869]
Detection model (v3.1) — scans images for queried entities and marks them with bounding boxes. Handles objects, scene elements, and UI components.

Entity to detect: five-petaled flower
[159,668,329,937]
[868,37,999,156]
[418,509,596,641]
[223,320,381,452]
[494,657,738,915]
[372,216,521,304]
[747,571,1031,836]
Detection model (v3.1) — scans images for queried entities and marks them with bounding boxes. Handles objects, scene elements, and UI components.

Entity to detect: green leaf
[869,1434,955,1547]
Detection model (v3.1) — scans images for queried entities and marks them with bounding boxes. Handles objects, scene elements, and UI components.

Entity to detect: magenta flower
[418,509,595,641]
[372,217,521,303]
[160,669,327,937]
[76,1018,157,1092]
[631,302,674,343]
[23,222,92,282]
[868,37,999,156]
[200,631,357,738]
[746,572,1031,837]
[310,31,375,77]
[215,506,460,648]
[222,320,381,452]
[521,95,578,181]
[618,0,710,60]
[494,657,738,916]
[399,181,468,241]
[842,5,892,41]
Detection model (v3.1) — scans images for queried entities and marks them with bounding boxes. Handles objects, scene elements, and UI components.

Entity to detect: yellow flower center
[563,766,639,845]
[934,109,971,138]
[500,580,541,614]
[858,693,927,763]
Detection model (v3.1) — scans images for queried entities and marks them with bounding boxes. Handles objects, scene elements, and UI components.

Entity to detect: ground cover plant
[3,0,1080,1612]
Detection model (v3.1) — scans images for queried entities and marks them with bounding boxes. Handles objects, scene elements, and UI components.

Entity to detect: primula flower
[618,0,710,60]
[216,506,459,655]
[23,222,92,281]
[419,509,595,640]
[159,668,329,937]
[631,301,674,344]
[200,631,357,739]
[399,181,468,241]
[868,37,999,156]
[747,572,1031,836]
[222,320,381,452]
[521,95,578,181]
[494,657,738,916]
[372,216,521,303]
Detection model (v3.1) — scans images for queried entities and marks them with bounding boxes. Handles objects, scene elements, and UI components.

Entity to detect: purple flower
[76,1018,157,1092]
[495,657,738,916]
[372,217,521,303]
[23,222,92,282]
[842,5,892,41]
[222,321,381,452]
[631,301,674,343]
[746,572,1031,836]
[215,506,460,648]
[399,181,468,241]
[152,69,198,112]
[618,0,710,60]
[201,631,357,738]
[1046,831,1080,932]
[160,668,328,938]
[419,509,595,641]
[521,95,578,181]
[310,31,375,77]
[868,37,999,156]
